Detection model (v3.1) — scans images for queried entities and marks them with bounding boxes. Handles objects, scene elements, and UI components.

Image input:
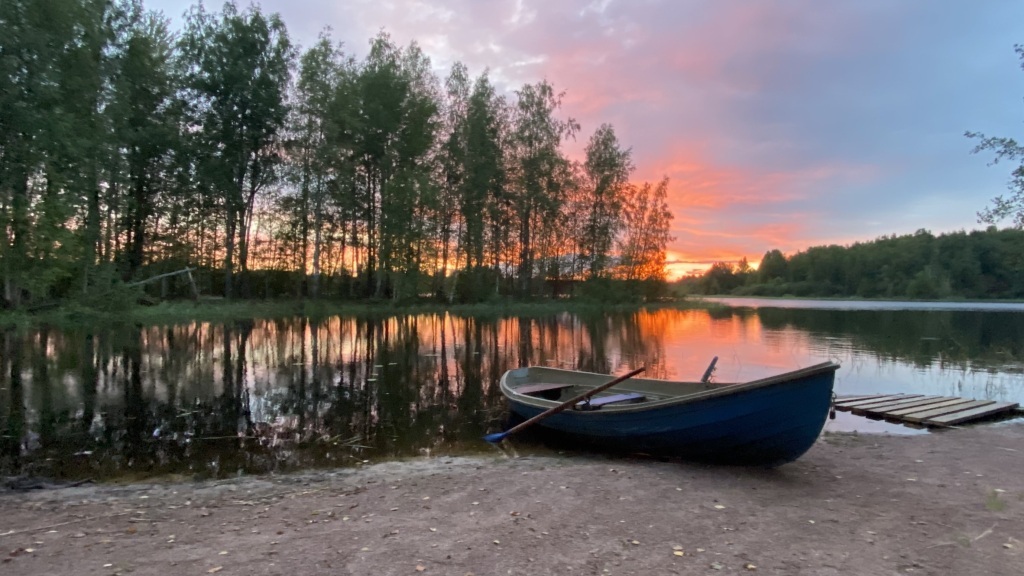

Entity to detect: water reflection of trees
[752,308,1024,371]
[0,312,668,480]
[5,308,1021,480]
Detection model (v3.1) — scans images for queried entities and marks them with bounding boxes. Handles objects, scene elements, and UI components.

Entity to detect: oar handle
[701,356,718,384]
[490,366,646,442]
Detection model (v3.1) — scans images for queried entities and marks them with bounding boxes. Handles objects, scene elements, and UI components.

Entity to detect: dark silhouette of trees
[682,227,1024,300]
[0,0,674,308]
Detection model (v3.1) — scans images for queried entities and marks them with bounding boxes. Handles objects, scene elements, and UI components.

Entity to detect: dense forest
[0,0,674,308]
[681,227,1024,300]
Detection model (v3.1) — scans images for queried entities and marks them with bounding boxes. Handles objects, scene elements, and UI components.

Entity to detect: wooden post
[185,268,199,300]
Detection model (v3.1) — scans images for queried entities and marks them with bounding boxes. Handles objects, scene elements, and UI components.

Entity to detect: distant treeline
[0,0,673,309]
[681,227,1024,299]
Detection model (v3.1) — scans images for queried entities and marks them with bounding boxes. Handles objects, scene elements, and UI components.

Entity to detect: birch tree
[618,178,673,282]
[509,81,577,296]
[581,124,633,278]
[179,1,294,298]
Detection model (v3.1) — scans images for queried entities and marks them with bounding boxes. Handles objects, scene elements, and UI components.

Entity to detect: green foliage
[700,262,739,294]
[281,33,350,299]
[577,277,635,303]
[579,124,633,278]
[453,266,501,304]
[683,227,1024,300]
[508,80,579,297]
[179,0,295,298]
[68,273,145,313]
[462,72,507,275]
[758,249,788,282]
[968,45,1024,228]
[577,277,670,303]
[110,8,180,280]
[1,0,675,313]
[0,0,152,304]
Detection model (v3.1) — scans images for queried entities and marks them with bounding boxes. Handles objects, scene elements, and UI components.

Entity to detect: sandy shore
[2,423,1022,576]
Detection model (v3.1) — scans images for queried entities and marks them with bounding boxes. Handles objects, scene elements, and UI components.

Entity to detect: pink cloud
[152,0,965,274]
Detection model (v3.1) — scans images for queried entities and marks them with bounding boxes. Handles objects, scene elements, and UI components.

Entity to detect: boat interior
[511,379,706,410]
[504,362,839,412]
[503,361,762,410]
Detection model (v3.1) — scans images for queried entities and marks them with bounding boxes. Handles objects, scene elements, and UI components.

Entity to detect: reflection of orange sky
[36,308,1012,442]
[51,307,1003,433]
[42,310,824,409]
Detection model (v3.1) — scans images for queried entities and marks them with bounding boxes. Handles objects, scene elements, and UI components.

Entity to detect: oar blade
[483,431,507,443]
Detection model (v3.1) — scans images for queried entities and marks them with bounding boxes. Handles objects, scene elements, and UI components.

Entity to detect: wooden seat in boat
[577,393,646,409]
[515,382,575,396]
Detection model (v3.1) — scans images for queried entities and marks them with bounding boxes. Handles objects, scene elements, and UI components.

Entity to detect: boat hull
[500,363,838,466]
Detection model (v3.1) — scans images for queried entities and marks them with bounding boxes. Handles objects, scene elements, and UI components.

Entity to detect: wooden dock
[834,394,1021,428]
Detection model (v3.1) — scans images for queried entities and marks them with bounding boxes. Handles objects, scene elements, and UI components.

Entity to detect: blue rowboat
[498,361,840,466]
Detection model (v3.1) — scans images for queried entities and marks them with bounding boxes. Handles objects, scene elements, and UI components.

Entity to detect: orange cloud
[505,6,885,274]
[628,144,861,271]
[467,1,914,278]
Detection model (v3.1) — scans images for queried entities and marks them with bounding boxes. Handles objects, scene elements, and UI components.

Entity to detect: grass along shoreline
[0,297,718,330]
[9,292,1021,330]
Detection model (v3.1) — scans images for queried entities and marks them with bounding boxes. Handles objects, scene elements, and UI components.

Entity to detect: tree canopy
[0,0,675,308]
[967,45,1024,229]
[680,227,1024,300]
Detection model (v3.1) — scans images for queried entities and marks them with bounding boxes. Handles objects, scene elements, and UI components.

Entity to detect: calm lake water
[3,301,1023,480]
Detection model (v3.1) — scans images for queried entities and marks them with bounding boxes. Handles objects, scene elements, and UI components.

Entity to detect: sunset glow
[150,0,1024,274]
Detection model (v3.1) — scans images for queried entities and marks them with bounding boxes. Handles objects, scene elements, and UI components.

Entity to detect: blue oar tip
[483,432,507,443]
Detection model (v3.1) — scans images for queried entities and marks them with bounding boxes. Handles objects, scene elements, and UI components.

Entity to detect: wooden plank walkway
[834,393,1020,428]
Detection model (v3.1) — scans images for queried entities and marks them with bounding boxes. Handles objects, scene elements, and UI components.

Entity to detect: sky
[148,0,1024,278]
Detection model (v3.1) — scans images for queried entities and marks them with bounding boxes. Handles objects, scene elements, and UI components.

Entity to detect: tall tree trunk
[311,178,323,299]
[104,177,118,269]
[127,173,147,280]
[366,170,377,298]
[239,160,261,298]
[238,204,253,298]
[225,153,248,299]
[224,206,236,299]
[491,219,502,296]
[439,220,450,298]
[6,169,29,306]
[299,156,310,298]
[517,203,533,297]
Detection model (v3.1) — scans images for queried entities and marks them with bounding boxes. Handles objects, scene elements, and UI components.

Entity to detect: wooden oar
[484,367,646,443]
